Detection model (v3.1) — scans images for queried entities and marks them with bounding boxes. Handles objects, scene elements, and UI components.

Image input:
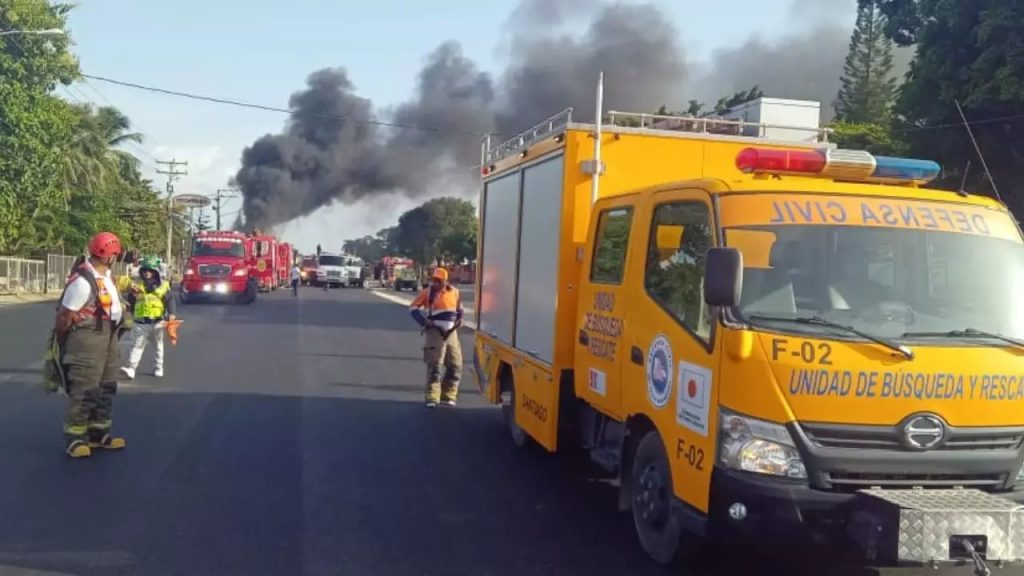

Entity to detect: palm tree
[58,104,144,203]
[95,105,143,182]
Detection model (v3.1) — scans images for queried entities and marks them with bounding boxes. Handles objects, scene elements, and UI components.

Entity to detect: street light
[0,28,65,37]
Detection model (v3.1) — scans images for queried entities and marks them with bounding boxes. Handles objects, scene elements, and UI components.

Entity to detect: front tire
[631,430,687,566]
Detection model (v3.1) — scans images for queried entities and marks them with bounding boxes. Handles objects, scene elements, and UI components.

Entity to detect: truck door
[621,188,721,513]
[576,197,638,419]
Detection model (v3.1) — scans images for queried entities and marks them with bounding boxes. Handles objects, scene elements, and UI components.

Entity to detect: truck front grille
[801,422,1024,452]
[825,471,1006,491]
[198,264,230,278]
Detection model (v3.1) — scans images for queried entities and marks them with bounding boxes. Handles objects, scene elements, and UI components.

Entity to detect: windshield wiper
[902,328,1024,350]
[747,314,914,360]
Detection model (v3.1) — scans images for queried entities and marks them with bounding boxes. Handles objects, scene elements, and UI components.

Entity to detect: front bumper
[181,278,248,296]
[708,467,1024,563]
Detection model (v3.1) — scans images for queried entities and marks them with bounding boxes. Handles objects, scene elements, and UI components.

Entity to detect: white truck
[315,252,347,289]
[341,254,364,288]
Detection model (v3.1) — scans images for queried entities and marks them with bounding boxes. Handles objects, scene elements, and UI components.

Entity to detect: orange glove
[166,318,183,346]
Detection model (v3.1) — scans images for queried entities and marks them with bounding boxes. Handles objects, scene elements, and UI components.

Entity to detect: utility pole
[156,159,188,271]
[212,187,239,230]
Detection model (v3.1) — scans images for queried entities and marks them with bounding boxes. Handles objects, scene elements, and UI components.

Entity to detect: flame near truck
[472,82,1024,570]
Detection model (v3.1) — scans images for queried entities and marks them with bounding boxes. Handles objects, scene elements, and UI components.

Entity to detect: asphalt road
[0,288,1007,576]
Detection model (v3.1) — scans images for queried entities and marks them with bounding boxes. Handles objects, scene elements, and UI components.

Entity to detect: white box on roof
[720,98,822,143]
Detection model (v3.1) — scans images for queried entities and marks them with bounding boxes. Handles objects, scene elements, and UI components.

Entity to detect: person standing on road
[120,256,176,380]
[409,267,464,408]
[54,232,127,459]
[290,263,300,296]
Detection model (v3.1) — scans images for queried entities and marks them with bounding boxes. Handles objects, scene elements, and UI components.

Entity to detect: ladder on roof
[480,107,834,169]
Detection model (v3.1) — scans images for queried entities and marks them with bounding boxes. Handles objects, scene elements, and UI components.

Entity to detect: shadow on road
[0,389,963,576]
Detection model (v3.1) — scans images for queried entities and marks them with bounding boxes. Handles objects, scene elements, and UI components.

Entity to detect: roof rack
[480,106,835,170]
[482,108,573,166]
[606,110,833,143]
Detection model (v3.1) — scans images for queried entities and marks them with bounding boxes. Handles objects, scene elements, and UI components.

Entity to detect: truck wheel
[631,430,688,566]
[500,371,528,448]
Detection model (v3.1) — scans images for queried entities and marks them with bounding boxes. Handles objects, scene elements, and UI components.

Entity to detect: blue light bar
[871,156,941,183]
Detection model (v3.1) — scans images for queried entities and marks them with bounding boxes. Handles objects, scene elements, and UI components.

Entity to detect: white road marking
[369,290,478,330]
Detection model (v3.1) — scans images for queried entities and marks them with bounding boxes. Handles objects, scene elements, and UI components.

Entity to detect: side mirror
[703,247,743,307]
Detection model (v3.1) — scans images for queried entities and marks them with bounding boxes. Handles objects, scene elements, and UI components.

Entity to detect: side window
[590,207,634,284]
[645,201,713,340]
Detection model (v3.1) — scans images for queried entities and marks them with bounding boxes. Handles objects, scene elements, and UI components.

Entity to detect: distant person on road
[53,232,127,459]
[409,267,464,408]
[290,264,300,296]
[120,256,176,380]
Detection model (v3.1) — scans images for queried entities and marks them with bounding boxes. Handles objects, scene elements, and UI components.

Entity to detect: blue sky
[66,0,855,253]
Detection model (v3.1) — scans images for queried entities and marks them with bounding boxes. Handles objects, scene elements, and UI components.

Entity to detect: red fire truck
[180,231,257,304]
[276,242,293,287]
[250,234,278,292]
[373,256,414,289]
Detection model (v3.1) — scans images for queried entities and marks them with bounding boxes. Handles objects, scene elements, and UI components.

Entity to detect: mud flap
[848,488,1024,564]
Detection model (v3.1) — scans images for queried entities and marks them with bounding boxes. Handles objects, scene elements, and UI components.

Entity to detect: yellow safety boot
[66,440,92,459]
[88,434,126,450]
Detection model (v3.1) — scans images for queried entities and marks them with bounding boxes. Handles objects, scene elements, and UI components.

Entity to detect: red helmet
[88,232,122,258]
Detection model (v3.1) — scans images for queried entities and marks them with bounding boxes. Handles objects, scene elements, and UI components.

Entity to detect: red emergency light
[736,148,826,174]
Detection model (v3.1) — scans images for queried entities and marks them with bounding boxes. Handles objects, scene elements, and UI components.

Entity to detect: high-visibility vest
[410,286,461,331]
[133,280,170,320]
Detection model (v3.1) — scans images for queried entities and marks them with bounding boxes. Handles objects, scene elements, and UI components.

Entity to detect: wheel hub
[636,463,669,527]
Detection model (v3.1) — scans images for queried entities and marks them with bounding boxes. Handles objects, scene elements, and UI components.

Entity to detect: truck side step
[589,447,620,473]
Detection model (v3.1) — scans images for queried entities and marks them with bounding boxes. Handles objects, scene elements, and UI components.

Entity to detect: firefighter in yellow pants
[409,268,463,407]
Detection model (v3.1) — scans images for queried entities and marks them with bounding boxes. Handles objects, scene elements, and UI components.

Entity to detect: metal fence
[0,257,45,294]
[0,255,129,295]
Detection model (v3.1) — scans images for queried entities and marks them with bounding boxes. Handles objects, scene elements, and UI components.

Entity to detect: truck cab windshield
[193,240,245,258]
[725,218,1024,342]
[318,255,344,267]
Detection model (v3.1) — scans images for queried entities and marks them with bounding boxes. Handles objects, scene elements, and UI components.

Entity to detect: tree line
[342,197,477,266]
[0,1,187,258]
[656,1,1023,212]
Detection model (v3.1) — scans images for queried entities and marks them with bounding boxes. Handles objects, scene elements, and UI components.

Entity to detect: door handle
[578,330,590,345]
[630,346,644,365]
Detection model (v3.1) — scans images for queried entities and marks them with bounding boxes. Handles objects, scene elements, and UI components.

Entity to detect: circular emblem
[257,260,267,272]
[646,335,673,408]
[901,414,946,450]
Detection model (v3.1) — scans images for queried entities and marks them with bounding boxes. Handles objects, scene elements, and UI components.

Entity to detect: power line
[83,73,497,136]
[897,112,1024,133]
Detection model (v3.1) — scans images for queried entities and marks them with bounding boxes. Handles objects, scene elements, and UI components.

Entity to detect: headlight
[1017,464,1024,485]
[233,268,248,277]
[184,269,195,276]
[719,408,807,479]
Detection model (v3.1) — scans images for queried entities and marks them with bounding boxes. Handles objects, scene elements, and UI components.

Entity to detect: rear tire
[631,430,690,566]
[500,372,528,448]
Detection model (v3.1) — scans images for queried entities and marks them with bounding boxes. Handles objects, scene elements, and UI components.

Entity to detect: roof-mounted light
[869,156,941,184]
[736,147,941,185]
[736,148,826,175]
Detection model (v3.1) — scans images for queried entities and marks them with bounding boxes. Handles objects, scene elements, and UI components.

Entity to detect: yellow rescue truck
[472,90,1024,569]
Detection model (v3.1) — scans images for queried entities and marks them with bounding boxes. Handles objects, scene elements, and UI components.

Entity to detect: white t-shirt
[61,261,123,322]
[290,266,301,281]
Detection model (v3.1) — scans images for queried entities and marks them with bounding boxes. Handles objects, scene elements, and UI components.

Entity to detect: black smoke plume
[236,0,871,229]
